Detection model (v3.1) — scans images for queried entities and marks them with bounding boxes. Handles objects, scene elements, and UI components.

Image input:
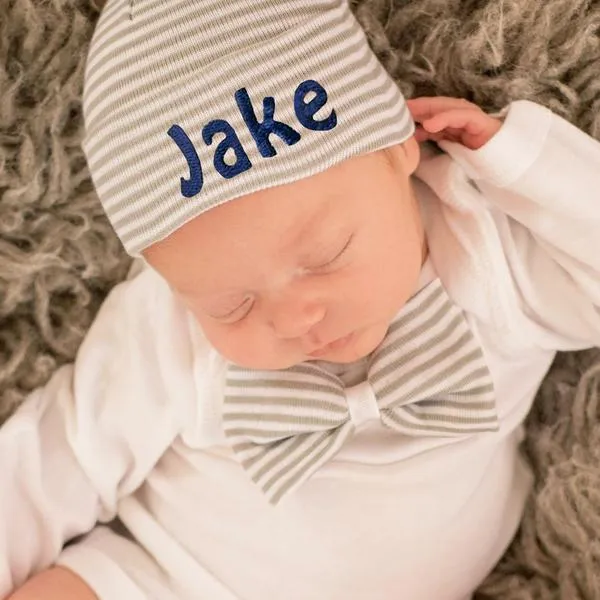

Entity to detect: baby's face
[144,140,425,369]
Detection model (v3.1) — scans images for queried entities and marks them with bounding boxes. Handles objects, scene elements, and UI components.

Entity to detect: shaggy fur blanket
[1,0,600,597]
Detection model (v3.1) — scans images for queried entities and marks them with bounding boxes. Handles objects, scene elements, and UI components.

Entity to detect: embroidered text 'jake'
[168,79,338,198]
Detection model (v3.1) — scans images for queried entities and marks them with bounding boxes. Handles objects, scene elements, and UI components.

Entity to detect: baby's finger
[414,126,445,143]
[407,97,479,122]
[422,108,486,135]
[414,127,429,143]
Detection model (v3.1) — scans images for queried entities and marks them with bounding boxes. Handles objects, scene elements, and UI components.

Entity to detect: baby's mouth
[306,332,354,358]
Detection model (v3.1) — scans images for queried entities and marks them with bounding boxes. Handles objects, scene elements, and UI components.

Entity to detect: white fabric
[1,99,600,600]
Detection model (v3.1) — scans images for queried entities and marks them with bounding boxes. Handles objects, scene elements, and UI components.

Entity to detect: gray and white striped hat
[83,0,415,256]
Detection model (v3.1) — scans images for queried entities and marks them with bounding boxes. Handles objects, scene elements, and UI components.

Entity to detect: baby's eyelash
[212,296,254,322]
[312,234,354,271]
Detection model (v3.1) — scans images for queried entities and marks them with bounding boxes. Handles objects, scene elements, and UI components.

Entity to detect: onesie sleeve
[0,265,199,597]
[439,100,600,350]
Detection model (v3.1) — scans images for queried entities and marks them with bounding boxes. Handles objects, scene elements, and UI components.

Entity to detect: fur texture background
[1,0,600,597]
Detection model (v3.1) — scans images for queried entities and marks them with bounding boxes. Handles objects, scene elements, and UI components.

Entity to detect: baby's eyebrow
[177,199,346,300]
[283,197,342,253]
[171,274,241,300]
[181,287,246,303]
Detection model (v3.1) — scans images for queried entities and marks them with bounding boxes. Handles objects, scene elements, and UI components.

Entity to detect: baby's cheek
[198,318,294,369]
[198,320,251,363]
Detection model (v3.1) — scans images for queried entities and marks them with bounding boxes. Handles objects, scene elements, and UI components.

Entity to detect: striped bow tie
[223,278,499,504]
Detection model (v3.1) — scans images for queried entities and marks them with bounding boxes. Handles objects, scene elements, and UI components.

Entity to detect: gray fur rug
[1,0,600,597]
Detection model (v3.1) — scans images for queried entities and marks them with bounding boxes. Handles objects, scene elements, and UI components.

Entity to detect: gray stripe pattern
[223,279,499,504]
[83,0,415,255]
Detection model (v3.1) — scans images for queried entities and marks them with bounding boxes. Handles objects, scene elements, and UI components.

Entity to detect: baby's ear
[400,135,421,175]
[384,137,420,176]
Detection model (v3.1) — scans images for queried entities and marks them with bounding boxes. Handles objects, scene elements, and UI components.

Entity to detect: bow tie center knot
[346,381,381,429]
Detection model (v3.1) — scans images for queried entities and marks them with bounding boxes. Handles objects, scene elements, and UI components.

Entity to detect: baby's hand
[407,96,502,150]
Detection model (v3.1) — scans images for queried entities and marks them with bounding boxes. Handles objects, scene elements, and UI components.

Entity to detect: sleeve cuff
[437,100,553,187]
[57,544,148,600]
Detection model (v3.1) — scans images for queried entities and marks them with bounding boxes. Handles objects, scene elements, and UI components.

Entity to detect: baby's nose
[268,299,326,340]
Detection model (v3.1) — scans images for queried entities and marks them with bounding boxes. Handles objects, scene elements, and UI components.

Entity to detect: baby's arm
[9,567,97,600]
[0,265,198,598]
[436,99,600,349]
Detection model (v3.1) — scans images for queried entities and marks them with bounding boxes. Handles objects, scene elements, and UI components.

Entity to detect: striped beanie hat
[83,0,415,256]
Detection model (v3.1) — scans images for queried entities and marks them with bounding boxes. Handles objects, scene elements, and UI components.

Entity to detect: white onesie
[1,100,600,600]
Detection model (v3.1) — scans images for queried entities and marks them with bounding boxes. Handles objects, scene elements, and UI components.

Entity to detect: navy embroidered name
[168,79,338,198]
